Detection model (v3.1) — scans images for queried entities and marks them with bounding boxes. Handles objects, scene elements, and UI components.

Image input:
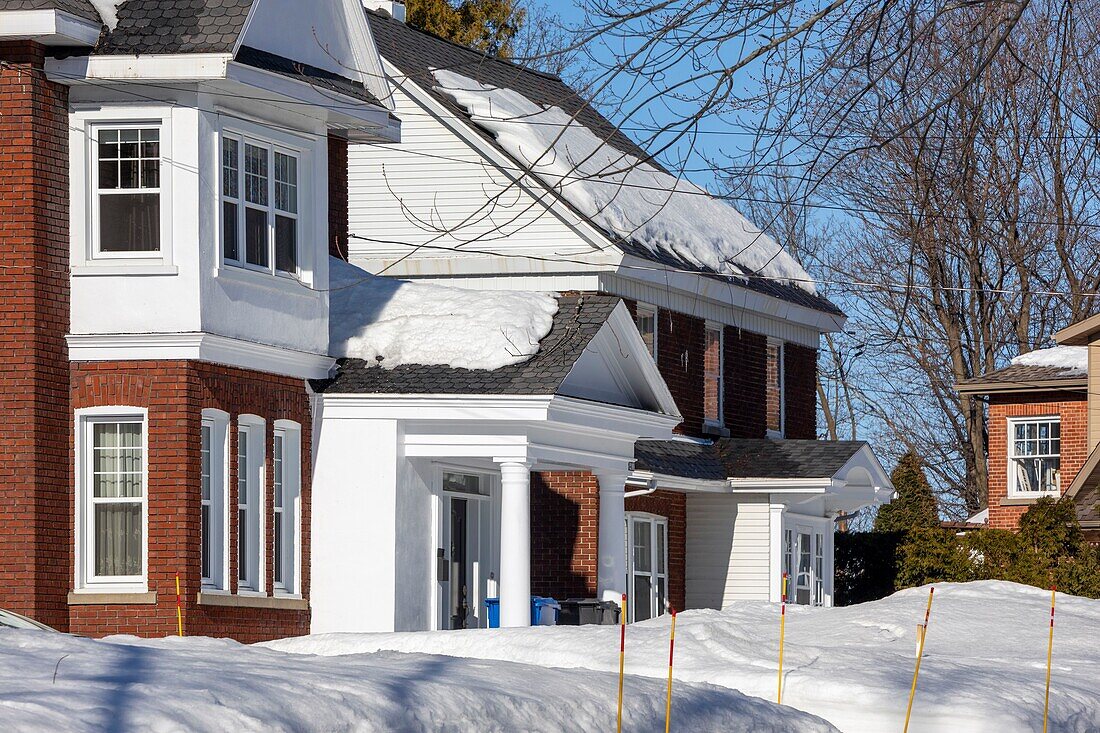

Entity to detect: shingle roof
[312,294,619,395]
[0,0,101,21]
[365,10,842,319]
[634,438,868,481]
[234,46,382,106]
[94,0,255,55]
[956,364,1088,394]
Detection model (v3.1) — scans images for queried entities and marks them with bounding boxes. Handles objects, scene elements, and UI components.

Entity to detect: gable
[237,0,391,107]
[558,303,679,416]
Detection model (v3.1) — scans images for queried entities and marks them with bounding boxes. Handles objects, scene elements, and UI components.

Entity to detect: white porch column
[498,461,532,627]
[595,470,630,605]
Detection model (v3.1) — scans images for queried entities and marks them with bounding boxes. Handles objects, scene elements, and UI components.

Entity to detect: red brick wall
[624,490,686,613]
[69,361,312,642]
[328,135,349,260]
[656,310,707,436]
[784,343,818,439]
[530,471,599,599]
[725,327,768,438]
[987,393,1088,530]
[0,42,72,631]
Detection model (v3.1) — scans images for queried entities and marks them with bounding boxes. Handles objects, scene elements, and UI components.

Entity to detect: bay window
[222,133,299,276]
[1008,417,1061,496]
[273,421,302,595]
[95,126,161,254]
[78,410,147,590]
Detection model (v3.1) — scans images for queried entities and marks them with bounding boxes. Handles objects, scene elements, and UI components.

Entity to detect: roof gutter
[955,377,1088,396]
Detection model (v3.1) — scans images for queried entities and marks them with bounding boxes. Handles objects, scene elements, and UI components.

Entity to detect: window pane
[238,508,247,584]
[245,207,268,267]
[99,160,118,189]
[632,521,652,573]
[99,193,161,252]
[273,435,284,509]
[633,575,652,621]
[201,426,211,501]
[274,513,283,584]
[141,158,160,188]
[244,144,268,206]
[223,201,239,261]
[201,503,211,579]
[704,327,721,421]
[223,138,239,199]
[656,576,666,616]
[443,473,485,495]
[275,215,296,273]
[94,503,142,577]
[275,152,297,213]
[237,431,248,504]
[656,523,666,574]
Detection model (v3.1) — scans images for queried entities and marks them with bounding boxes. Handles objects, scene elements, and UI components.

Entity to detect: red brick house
[958,317,1099,534]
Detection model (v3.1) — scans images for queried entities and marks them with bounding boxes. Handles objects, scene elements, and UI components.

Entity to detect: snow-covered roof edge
[1010,346,1088,375]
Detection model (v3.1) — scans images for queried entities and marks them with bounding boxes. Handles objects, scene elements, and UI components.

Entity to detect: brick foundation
[0,42,72,631]
[69,361,312,641]
[987,393,1088,530]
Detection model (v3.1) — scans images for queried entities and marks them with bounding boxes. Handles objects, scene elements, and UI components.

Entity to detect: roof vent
[363,1,406,23]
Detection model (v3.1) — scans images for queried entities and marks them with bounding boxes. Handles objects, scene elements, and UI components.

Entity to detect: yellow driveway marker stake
[617,593,627,733]
[777,572,788,704]
[665,607,677,733]
[903,587,935,733]
[175,573,184,637]
[1043,587,1056,733]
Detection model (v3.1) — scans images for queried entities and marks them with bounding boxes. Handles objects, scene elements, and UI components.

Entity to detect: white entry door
[439,471,497,630]
[782,521,829,606]
[627,513,668,622]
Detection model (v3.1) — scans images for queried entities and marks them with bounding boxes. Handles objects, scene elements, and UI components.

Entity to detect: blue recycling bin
[485,598,500,628]
[531,596,561,626]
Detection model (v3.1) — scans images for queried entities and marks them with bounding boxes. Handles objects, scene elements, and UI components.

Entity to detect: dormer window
[222,134,299,276]
[95,126,161,254]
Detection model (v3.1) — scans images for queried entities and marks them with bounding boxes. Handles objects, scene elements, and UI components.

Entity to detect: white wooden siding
[685,492,772,609]
[347,77,595,262]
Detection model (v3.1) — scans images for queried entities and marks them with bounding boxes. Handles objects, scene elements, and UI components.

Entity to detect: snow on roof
[88,0,120,30]
[431,69,816,294]
[329,257,558,370]
[1010,345,1088,375]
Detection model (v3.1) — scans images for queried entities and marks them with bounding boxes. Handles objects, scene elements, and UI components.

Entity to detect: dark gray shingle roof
[635,438,868,481]
[957,363,1087,393]
[0,0,101,21]
[365,10,842,319]
[95,0,255,55]
[312,294,619,395]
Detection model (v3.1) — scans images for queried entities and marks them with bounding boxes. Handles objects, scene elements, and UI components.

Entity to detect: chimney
[363,1,406,23]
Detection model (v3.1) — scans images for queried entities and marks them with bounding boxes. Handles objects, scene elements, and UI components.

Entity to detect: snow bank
[329,257,558,370]
[0,630,836,732]
[1011,345,1088,375]
[267,581,1100,733]
[431,69,816,293]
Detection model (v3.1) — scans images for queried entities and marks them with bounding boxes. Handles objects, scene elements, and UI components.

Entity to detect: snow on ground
[268,581,1100,733]
[431,69,815,293]
[0,629,835,732]
[329,257,558,370]
[1011,345,1088,374]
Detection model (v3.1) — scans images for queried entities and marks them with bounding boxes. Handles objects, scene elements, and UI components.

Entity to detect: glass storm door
[795,528,813,605]
[440,472,495,630]
[627,514,668,622]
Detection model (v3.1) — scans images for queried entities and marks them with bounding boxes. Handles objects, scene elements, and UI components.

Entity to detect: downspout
[624,475,657,499]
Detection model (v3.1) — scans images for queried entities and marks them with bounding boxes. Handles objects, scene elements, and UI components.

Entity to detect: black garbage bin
[559,598,621,625]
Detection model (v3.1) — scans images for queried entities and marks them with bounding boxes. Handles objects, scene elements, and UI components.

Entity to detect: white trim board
[0,9,102,46]
[66,332,335,379]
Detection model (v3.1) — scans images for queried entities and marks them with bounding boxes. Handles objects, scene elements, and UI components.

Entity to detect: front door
[439,471,497,630]
[627,513,668,622]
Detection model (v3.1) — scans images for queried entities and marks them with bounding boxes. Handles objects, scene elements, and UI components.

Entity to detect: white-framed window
[92,124,163,257]
[635,305,658,361]
[273,420,302,596]
[627,513,668,622]
[75,408,148,591]
[1008,417,1061,496]
[782,519,830,607]
[236,416,265,593]
[767,339,785,438]
[200,409,230,590]
[704,323,724,424]
[221,133,300,277]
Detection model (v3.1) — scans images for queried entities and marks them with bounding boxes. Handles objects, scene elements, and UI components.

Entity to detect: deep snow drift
[268,581,1100,733]
[1010,345,1088,375]
[431,69,815,292]
[329,257,558,370]
[0,629,835,732]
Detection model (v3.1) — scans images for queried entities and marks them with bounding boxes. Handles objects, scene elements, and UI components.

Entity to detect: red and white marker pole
[665,607,677,733]
[777,572,788,704]
[1043,587,1056,733]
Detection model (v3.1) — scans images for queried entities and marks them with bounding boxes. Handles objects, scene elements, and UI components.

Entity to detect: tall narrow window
[273,421,301,594]
[635,305,657,361]
[200,409,228,589]
[1008,418,1061,495]
[236,418,264,592]
[237,427,250,588]
[96,127,161,253]
[704,324,723,424]
[767,341,785,437]
[81,414,146,587]
[221,133,300,277]
[813,532,825,606]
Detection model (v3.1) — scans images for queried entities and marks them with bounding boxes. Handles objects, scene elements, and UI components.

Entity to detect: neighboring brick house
[0,0,398,639]
[958,337,1094,533]
[342,3,893,622]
